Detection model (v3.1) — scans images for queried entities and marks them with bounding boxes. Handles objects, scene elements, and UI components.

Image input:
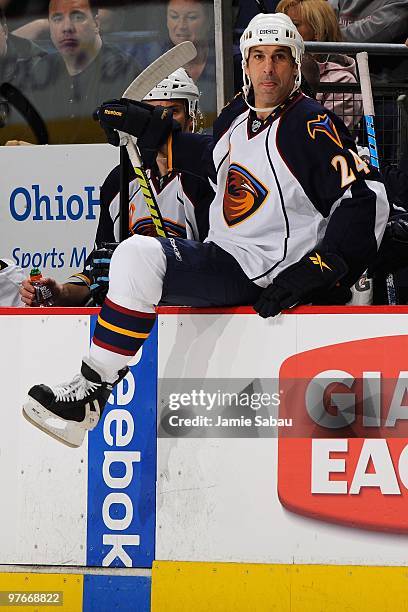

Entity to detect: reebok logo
[278,335,408,533]
[169,237,182,262]
[259,29,278,34]
[309,253,332,272]
[104,109,123,117]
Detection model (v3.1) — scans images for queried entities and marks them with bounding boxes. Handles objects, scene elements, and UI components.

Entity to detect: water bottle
[29,268,54,307]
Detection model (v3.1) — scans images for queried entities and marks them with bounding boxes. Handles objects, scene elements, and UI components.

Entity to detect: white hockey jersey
[0,259,25,307]
[69,149,214,286]
[108,171,200,241]
[200,92,389,288]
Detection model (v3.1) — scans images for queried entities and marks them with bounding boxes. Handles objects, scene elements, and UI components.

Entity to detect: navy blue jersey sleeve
[180,171,212,241]
[171,132,215,240]
[95,164,118,246]
[171,132,216,186]
[65,164,119,286]
[277,97,389,284]
[67,161,136,286]
[96,160,136,247]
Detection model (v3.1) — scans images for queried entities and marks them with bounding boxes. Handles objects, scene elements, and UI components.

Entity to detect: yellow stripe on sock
[97,316,149,339]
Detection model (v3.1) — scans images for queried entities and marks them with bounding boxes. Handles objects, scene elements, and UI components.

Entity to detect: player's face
[0,21,8,57]
[148,99,192,132]
[286,6,315,41]
[246,45,297,109]
[167,0,208,46]
[49,0,99,59]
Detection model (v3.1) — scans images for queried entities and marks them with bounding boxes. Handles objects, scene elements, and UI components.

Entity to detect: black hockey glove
[253,251,349,318]
[95,99,175,167]
[370,214,408,276]
[89,242,119,306]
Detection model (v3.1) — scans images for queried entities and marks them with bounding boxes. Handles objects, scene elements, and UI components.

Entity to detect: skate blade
[22,400,86,448]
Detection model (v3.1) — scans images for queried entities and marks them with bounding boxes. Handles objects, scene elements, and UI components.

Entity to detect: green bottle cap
[30,268,41,277]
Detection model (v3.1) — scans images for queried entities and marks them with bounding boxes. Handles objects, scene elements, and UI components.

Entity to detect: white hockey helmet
[240,13,305,104]
[143,68,200,131]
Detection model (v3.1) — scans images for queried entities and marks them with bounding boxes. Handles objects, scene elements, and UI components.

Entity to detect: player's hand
[5,140,35,146]
[94,99,175,167]
[253,250,348,318]
[370,214,408,275]
[20,277,62,307]
[95,98,172,139]
[89,243,119,306]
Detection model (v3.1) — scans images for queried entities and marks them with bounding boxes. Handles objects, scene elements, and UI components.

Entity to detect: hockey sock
[90,296,156,376]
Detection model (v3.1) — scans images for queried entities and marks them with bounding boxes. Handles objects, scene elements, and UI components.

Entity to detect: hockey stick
[117,41,197,241]
[0,82,48,144]
[356,51,397,305]
[253,0,270,13]
[356,53,379,170]
[397,94,408,161]
[119,146,130,242]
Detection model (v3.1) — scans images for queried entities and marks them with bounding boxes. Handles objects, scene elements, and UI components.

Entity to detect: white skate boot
[23,357,128,447]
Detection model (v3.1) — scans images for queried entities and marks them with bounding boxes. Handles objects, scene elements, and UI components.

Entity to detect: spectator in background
[11,6,125,40]
[233,0,279,44]
[330,1,407,165]
[0,7,45,88]
[276,0,362,130]
[328,0,408,45]
[19,0,140,144]
[0,7,47,143]
[165,0,216,130]
[329,0,408,85]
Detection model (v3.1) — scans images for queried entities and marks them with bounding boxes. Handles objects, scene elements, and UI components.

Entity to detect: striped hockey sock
[90,297,156,376]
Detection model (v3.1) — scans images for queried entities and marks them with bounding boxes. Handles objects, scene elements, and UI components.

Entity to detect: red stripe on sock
[104,297,156,319]
[93,337,135,356]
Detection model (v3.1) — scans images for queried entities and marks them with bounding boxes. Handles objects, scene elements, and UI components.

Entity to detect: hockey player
[23,13,389,447]
[20,68,212,307]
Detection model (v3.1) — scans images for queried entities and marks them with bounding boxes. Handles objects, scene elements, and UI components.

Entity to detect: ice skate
[23,357,128,448]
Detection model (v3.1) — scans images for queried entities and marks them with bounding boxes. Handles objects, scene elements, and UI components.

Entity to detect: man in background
[0,6,46,143]
[0,7,45,88]
[21,0,140,144]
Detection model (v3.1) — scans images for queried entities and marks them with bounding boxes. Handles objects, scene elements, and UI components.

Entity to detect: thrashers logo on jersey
[223,164,269,227]
[307,114,343,149]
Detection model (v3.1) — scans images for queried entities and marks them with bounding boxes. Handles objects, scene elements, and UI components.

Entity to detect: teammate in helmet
[143,67,201,133]
[23,14,389,448]
[20,68,212,308]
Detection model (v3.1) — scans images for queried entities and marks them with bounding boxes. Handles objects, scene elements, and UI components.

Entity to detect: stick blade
[122,41,197,102]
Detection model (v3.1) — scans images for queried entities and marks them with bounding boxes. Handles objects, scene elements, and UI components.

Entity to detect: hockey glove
[370,214,408,276]
[89,242,119,306]
[95,99,175,167]
[253,251,349,318]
